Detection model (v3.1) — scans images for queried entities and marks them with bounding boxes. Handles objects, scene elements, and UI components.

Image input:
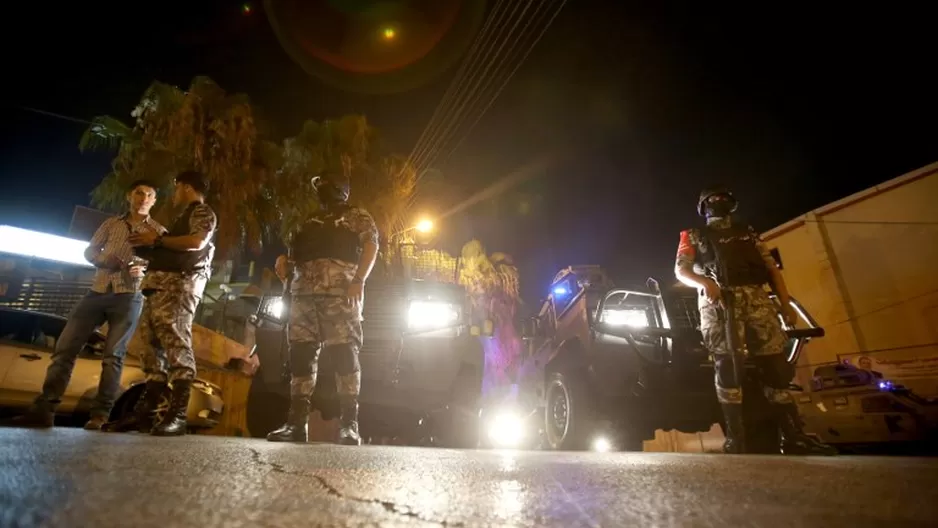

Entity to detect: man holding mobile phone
[14,180,165,430]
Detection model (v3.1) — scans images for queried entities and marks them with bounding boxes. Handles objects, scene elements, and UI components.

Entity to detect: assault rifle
[716,258,747,454]
[279,243,295,384]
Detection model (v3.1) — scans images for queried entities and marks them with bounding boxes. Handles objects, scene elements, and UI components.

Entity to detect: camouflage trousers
[699,285,792,405]
[287,294,362,399]
[130,289,200,383]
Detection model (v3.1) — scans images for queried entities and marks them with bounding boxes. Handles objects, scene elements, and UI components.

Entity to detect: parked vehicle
[245,253,491,447]
[489,265,825,452]
[797,363,938,453]
[0,307,225,431]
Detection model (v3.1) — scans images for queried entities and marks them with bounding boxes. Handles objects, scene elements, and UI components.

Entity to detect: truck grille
[0,278,90,317]
[668,295,701,331]
[360,282,407,356]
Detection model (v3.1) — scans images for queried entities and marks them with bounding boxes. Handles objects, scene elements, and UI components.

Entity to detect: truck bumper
[358,334,483,413]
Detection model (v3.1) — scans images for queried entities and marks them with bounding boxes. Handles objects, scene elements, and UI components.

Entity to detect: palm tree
[80,76,275,256]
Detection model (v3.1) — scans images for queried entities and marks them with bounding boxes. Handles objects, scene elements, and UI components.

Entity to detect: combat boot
[267,395,310,443]
[337,395,362,446]
[776,404,838,456]
[102,380,167,433]
[151,380,191,437]
[9,402,55,428]
[720,404,746,454]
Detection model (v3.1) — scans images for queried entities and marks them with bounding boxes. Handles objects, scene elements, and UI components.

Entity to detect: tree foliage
[81,76,272,256]
[458,240,522,392]
[79,76,416,257]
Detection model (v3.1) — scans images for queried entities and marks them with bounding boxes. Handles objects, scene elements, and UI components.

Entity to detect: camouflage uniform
[676,212,837,455]
[676,218,792,406]
[268,204,378,444]
[132,203,216,383]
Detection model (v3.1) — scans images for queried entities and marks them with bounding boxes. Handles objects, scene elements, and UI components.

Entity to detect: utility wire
[10,105,92,125]
[805,219,938,226]
[409,0,534,175]
[413,0,551,177]
[428,0,568,172]
[403,0,512,174]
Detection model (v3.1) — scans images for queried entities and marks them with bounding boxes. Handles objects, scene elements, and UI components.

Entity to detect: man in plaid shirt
[16,179,165,430]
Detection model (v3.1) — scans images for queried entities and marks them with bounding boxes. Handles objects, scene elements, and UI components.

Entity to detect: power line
[410,0,542,175]
[432,0,568,170]
[806,219,938,226]
[415,0,558,177]
[797,342,938,370]
[406,0,566,218]
[820,286,938,329]
[10,105,92,125]
[403,0,513,174]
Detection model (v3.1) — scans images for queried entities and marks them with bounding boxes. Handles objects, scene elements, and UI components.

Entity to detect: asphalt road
[1,428,936,528]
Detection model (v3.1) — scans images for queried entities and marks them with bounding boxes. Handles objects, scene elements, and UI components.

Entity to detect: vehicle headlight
[264,298,284,319]
[591,435,613,452]
[487,409,526,449]
[407,300,459,330]
[601,308,648,327]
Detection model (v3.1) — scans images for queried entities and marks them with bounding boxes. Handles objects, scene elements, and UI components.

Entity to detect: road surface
[0,428,935,527]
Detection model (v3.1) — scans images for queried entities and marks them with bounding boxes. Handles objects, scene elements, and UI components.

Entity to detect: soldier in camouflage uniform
[267,171,379,445]
[675,186,836,455]
[107,170,217,436]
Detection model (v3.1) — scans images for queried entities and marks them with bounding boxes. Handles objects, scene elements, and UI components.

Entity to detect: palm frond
[78,116,133,153]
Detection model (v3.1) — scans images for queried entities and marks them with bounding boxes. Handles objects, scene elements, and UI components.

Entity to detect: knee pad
[289,342,321,378]
[325,343,360,376]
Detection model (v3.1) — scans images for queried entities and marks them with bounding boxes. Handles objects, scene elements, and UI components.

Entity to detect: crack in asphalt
[248,448,464,527]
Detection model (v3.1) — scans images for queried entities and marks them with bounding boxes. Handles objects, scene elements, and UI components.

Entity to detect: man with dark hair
[16,180,164,430]
[118,170,217,436]
[267,171,379,446]
[675,186,836,455]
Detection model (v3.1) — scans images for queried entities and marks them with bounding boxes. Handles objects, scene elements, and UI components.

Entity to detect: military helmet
[311,170,350,203]
[697,186,737,217]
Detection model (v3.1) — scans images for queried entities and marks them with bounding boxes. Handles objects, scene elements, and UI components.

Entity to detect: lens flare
[263,0,486,93]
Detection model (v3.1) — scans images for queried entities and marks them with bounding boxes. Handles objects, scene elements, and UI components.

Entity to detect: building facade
[761,161,938,397]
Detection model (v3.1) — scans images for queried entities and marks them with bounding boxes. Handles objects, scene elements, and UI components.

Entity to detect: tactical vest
[291,205,362,264]
[137,202,215,273]
[698,224,772,287]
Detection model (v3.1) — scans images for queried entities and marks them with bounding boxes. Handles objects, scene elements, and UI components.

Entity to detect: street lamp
[382,27,396,40]
[392,218,435,238]
[416,219,433,233]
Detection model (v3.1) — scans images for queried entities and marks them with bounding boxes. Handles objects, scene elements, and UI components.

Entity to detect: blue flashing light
[553,286,568,296]
[878,380,894,391]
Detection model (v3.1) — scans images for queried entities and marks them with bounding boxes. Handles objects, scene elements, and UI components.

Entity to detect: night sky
[1,1,936,304]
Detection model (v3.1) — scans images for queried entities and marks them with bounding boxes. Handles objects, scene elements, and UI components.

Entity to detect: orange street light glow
[416,219,433,233]
[383,27,396,40]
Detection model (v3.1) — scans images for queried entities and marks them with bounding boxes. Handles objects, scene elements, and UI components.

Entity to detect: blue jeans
[35,291,144,418]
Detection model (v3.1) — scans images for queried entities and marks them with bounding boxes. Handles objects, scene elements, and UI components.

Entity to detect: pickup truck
[496,265,825,452]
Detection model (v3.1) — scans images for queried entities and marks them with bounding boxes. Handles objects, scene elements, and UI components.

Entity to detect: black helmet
[311,171,350,206]
[697,186,737,217]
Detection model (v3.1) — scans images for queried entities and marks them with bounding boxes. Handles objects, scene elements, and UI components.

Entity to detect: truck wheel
[544,369,595,450]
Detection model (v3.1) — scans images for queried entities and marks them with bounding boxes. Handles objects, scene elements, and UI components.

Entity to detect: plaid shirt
[88,214,166,294]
